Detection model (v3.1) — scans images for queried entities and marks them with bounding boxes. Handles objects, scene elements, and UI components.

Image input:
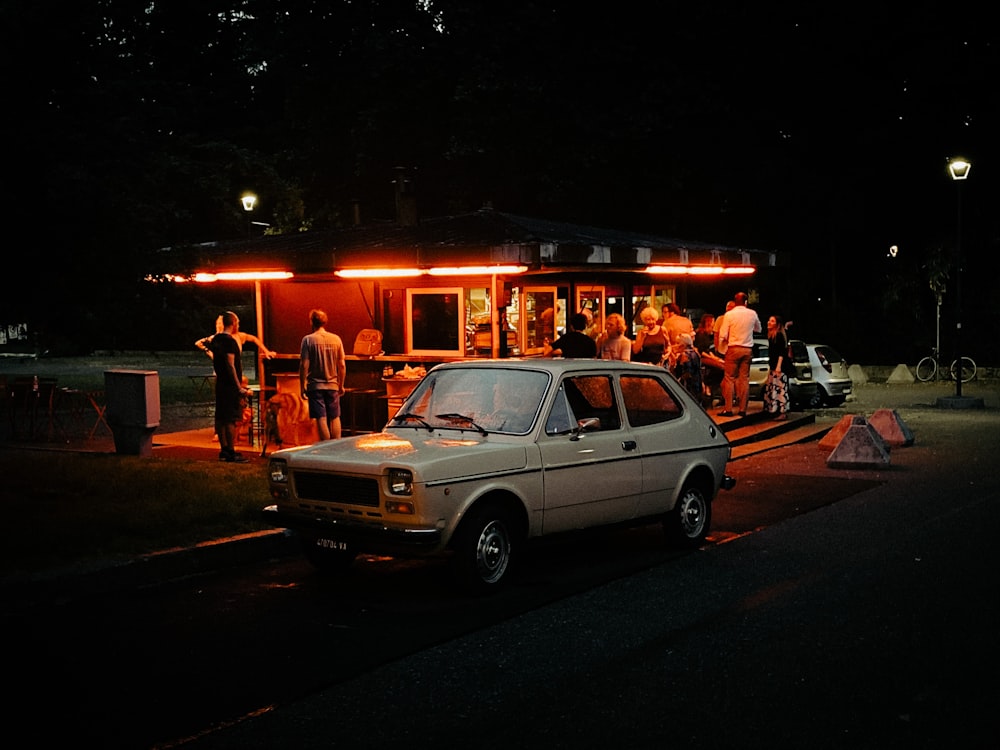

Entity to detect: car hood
[279,429,529,483]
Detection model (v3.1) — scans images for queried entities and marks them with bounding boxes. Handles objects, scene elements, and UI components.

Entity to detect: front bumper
[262,505,444,555]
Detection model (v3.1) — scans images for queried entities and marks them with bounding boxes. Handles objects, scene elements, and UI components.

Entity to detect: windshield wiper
[435,412,488,436]
[391,412,434,431]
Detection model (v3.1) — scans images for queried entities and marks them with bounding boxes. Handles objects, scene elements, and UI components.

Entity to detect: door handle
[622,440,637,451]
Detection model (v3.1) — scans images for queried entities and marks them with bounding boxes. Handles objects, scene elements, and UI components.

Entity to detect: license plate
[316,538,348,551]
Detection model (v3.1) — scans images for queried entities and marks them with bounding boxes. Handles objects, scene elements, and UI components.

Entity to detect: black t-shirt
[210,333,243,389]
[550,331,597,358]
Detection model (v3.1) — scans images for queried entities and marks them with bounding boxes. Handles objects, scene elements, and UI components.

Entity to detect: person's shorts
[306,389,341,420]
[215,385,243,423]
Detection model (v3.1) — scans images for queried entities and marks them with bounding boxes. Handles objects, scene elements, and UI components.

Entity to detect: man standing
[713,299,736,356]
[299,309,347,440]
[717,292,762,417]
[210,311,251,462]
[545,312,598,358]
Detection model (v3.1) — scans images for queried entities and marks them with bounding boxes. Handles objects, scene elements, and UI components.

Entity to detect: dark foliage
[1,1,996,363]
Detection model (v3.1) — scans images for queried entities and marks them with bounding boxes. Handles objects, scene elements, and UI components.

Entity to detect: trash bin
[104,369,160,456]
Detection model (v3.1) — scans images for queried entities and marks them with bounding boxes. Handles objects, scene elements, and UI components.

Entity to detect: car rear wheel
[809,388,824,408]
[452,503,515,594]
[665,482,711,548]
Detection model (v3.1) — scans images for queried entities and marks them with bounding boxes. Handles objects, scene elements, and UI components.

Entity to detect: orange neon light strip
[335,268,424,279]
[336,265,528,279]
[196,271,294,282]
[427,265,529,276]
[644,265,756,276]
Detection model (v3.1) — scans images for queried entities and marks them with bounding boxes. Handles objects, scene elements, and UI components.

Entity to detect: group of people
[203,294,790,462]
[199,308,347,462]
[542,293,792,421]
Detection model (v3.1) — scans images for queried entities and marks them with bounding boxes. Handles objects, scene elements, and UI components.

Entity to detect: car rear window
[789,340,809,362]
[815,345,843,363]
[620,374,683,427]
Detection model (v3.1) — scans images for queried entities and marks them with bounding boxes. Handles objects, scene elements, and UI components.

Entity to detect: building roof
[150,207,775,278]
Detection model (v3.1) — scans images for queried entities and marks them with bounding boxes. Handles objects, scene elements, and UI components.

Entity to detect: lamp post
[241,192,257,239]
[947,158,970,398]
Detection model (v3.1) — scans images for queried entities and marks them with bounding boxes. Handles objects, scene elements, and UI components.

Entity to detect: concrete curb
[2,529,298,607]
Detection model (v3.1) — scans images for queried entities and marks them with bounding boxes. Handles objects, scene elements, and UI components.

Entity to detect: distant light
[888,245,899,258]
[948,158,971,181]
[241,193,258,211]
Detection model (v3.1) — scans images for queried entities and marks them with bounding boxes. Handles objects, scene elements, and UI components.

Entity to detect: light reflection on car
[263,359,736,594]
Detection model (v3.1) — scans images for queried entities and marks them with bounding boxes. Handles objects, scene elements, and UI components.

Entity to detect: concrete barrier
[868,408,914,447]
[826,419,891,469]
[886,364,915,384]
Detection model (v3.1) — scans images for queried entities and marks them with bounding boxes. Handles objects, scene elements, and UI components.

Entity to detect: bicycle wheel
[950,357,977,383]
[915,356,937,382]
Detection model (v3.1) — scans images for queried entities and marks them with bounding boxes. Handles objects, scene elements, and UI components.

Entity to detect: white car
[263,358,736,593]
[748,337,817,408]
[795,342,853,407]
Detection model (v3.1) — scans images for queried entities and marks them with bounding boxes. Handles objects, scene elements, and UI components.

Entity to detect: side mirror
[569,417,601,441]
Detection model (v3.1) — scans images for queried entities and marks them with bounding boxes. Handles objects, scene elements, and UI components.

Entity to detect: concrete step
[718,410,832,460]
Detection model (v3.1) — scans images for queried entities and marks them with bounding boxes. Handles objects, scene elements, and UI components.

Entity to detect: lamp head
[948,158,971,181]
[241,193,258,211]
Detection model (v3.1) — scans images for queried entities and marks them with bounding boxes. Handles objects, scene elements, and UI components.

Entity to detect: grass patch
[0,445,270,579]
[1,352,273,580]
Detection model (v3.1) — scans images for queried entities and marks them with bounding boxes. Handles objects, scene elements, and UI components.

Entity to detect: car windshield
[389,367,550,435]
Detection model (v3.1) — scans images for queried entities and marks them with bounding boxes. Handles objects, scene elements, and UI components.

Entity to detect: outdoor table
[188,373,216,398]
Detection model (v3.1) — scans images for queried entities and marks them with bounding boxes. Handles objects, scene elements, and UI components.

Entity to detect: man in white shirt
[716,292,762,417]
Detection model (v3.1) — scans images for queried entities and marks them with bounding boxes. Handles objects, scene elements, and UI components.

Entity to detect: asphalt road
[183,382,1000,749]
[4,379,997,749]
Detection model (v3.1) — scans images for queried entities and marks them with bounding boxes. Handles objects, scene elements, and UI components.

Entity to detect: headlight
[387,468,413,495]
[269,459,289,483]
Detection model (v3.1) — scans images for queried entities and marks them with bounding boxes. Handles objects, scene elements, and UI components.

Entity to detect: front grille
[292,472,380,507]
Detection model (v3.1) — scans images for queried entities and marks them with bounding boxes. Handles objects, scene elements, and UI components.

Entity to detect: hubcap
[681,493,705,536]
[477,520,510,583]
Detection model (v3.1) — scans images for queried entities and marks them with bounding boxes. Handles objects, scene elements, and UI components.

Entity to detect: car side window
[620,374,683,427]
[545,375,621,433]
[544,384,574,435]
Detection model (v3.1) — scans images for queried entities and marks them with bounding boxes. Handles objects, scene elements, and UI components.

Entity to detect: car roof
[429,358,663,375]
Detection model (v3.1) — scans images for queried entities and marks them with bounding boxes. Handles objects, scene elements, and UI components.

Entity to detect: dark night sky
[1,2,995,361]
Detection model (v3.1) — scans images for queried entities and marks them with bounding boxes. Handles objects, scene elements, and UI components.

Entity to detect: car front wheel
[665,483,711,548]
[452,503,515,594]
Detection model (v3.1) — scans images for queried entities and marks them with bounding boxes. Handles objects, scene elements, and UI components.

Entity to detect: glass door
[575,285,604,342]
[520,286,558,355]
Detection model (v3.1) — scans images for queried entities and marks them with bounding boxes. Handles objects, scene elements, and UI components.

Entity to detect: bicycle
[915,348,977,383]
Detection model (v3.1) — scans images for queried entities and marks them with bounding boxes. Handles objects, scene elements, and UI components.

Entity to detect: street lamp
[947,157,969,398]
[241,193,258,238]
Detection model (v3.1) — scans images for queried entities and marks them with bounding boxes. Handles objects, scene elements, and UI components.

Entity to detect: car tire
[665,482,712,549]
[809,388,825,408]
[452,502,515,595]
[302,536,356,573]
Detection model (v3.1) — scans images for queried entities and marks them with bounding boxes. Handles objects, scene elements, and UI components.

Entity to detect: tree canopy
[2,1,996,360]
